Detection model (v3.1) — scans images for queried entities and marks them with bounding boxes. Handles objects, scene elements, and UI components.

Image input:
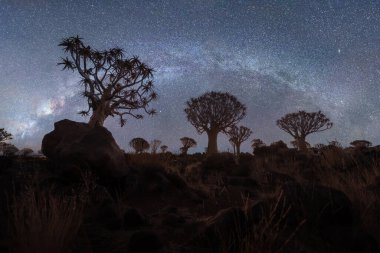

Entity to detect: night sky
[1,0,379,153]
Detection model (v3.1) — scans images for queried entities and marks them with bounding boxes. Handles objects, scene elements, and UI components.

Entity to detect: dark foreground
[1,145,380,253]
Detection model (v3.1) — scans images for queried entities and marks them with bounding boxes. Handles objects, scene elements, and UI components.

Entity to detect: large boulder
[280,182,354,229]
[41,119,127,179]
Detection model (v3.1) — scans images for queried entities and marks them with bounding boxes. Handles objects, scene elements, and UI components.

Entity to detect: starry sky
[1,0,379,153]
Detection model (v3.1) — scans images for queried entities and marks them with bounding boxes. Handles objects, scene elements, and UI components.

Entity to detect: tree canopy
[184,92,246,134]
[251,139,265,150]
[150,139,162,154]
[180,137,197,155]
[160,145,168,153]
[184,91,246,154]
[129,138,150,154]
[350,140,372,148]
[226,125,252,155]
[277,110,332,151]
[0,128,12,143]
[58,36,157,127]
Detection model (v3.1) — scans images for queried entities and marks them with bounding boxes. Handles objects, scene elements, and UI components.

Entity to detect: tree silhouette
[276,111,332,151]
[58,36,157,128]
[0,128,12,142]
[270,140,288,149]
[291,140,311,149]
[226,125,252,156]
[328,140,342,148]
[228,138,236,154]
[150,139,162,154]
[18,148,34,157]
[314,143,326,149]
[0,143,18,156]
[180,137,197,155]
[129,138,150,154]
[160,145,168,153]
[350,140,372,149]
[184,92,246,154]
[251,139,265,152]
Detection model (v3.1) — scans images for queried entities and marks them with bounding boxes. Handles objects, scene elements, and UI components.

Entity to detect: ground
[0,145,380,253]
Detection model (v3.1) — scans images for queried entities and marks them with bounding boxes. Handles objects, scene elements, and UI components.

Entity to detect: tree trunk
[181,147,188,155]
[88,103,107,128]
[236,144,241,156]
[207,130,218,154]
[88,88,112,128]
[296,137,308,152]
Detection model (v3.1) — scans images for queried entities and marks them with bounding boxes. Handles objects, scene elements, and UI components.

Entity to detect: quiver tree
[328,140,342,148]
[150,139,162,154]
[160,145,168,153]
[350,140,372,149]
[180,137,197,155]
[251,139,265,152]
[0,128,12,143]
[0,143,18,156]
[129,138,150,154]
[226,125,252,155]
[184,92,246,154]
[314,143,326,149]
[58,36,157,128]
[291,140,311,149]
[17,148,34,157]
[270,140,288,149]
[276,111,333,152]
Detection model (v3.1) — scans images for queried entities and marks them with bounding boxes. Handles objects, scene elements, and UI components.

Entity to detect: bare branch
[58,36,157,127]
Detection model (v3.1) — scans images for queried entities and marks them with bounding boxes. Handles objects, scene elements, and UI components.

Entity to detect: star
[0,0,379,152]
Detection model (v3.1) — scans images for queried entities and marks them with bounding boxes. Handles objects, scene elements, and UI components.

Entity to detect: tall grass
[217,191,305,253]
[316,158,380,240]
[8,185,85,253]
[240,191,305,253]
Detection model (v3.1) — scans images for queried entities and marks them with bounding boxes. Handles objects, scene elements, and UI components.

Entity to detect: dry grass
[126,153,174,169]
[240,191,305,253]
[7,185,85,253]
[316,159,380,240]
[217,191,305,253]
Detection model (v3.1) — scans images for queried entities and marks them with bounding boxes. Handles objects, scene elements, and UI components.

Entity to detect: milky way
[0,0,379,153]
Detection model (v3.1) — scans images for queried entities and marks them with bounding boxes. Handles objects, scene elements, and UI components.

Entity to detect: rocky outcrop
[41,119,127,179]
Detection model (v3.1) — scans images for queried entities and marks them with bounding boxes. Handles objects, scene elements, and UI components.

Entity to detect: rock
[281,182,354,229]
[41,119,127,180]
[128,230,163,253]
[323,227,379,253]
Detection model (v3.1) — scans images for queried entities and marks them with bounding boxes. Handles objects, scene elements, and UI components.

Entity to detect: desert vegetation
[184,92,246,154]
[180,137,197,155]
[276,111,333,151]
[1,36,380,253]
[226,125,252,156]
[58,36,157,127]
